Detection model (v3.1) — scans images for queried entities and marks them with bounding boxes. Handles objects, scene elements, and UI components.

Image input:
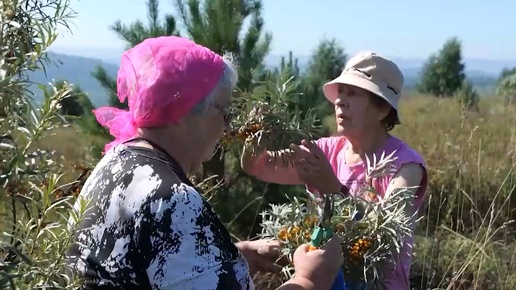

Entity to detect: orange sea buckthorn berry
[290,226,300,236]
[303,215,317,227]
[278,228,287,240]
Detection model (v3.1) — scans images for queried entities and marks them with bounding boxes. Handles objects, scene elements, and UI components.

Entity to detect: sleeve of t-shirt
[134,184,246,290]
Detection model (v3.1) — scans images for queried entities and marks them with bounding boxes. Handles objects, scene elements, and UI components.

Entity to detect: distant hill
[26,52,509,108]
[27,52,119,107]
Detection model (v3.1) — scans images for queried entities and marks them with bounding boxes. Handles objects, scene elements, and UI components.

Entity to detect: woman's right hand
[291,235,344,289]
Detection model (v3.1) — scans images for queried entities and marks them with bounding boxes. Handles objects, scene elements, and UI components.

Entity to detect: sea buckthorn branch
[259,152,418,287]
[219,70,322,165]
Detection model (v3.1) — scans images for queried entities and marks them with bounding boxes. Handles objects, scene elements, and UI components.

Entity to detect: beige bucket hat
[322,51,403,124]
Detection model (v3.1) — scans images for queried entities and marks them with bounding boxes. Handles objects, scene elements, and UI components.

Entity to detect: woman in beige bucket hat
[242,51,428,289]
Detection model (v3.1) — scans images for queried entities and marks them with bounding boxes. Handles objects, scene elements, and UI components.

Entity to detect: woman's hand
[290,139,342,194]
[236,239,287,275]
[278,234,344,290]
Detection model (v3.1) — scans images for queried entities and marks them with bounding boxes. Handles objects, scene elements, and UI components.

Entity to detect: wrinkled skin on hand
[236,239,288,275]
[290,139,342,194]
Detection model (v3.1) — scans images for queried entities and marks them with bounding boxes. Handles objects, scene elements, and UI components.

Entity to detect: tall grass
[399,96,515,290]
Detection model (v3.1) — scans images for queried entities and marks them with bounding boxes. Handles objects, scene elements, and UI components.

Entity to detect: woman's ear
[369,93,391,121]
[376,104,392,122]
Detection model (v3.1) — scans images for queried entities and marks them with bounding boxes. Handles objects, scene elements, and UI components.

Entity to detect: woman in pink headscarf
[66,36,344,290]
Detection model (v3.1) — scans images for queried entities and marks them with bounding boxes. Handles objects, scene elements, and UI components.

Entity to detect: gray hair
[191,53,238,114]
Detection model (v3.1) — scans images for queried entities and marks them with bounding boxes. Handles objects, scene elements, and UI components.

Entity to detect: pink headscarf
[93,36,225,152]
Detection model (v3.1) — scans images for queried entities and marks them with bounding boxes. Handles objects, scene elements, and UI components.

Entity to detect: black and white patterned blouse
[66,143,253,290]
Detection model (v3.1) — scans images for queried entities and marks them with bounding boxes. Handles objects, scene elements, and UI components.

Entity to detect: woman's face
[196,86,232,161]
[334,84,388,137]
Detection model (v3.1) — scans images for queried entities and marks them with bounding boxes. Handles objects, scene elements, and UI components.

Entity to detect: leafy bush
[496,72,516,105]
[0,0,92,288]
[455,80,479,111]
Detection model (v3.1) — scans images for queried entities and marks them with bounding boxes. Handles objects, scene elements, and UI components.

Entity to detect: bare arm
[384,162,425,218]
[241,146,304,185]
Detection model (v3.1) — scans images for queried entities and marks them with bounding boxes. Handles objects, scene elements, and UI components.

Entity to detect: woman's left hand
[290,139,342,194]
[236,239,287,275]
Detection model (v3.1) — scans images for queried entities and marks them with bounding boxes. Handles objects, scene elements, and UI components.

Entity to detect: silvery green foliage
[220,69,322,166]
[0,1,91,289]
[258,151,419,287]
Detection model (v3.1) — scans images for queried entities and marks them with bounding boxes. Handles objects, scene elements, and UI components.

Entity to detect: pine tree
[92,0,179,110]
[300,38,347,122]
[276,51,300,79]
[174,0,271,90]
[53,80,94,118]
[265,39,347,128]
[417,37,466,97]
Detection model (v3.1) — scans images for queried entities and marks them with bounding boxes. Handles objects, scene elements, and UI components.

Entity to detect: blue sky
[50,0,515,62]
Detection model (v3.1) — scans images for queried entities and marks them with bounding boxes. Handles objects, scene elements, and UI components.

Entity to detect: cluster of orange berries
[348,237,373,263]
[220,123,264,146]
[277,214,319,243]
[278,225,312,242]
[302,214,318,228]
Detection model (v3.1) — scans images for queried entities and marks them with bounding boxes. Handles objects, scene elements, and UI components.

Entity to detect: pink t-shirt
[313,135,428,289]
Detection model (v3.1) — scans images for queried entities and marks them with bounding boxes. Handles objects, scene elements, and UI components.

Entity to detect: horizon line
[47,49,516,63]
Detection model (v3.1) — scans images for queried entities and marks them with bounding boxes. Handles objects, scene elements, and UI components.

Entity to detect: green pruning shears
[309,194,347,290]
[309,194,335,250]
